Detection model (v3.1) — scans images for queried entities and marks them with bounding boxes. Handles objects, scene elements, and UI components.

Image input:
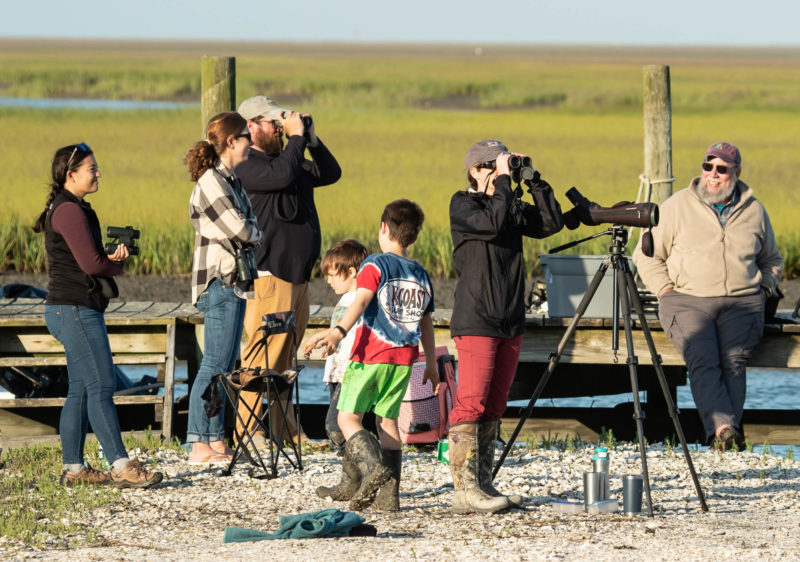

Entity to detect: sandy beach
[2,441,798,560]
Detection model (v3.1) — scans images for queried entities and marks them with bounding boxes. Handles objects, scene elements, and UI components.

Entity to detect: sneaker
[110,459,164,488]
[714,426,746,451]
[60,464,111,486]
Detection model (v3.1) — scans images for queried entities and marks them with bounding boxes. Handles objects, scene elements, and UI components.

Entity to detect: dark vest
[44,190,109,312]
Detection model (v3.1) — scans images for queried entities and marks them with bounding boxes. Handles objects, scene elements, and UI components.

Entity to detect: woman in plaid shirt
[184,112,263,465]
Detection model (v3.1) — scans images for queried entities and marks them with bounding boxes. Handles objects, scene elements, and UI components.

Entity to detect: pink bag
[398,346,457,445]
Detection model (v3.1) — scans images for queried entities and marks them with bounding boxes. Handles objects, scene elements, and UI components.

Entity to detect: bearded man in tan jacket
[633,142,783,450]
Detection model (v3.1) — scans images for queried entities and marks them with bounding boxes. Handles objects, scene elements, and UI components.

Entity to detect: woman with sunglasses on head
[33,143,163,488]
[184,111,263,465]
[447,140,564,514]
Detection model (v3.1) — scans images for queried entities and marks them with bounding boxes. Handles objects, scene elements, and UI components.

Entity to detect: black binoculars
[105,225,140,256]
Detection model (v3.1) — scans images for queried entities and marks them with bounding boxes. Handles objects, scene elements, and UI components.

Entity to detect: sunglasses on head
[701,161,735,174]
[66,142,91,170]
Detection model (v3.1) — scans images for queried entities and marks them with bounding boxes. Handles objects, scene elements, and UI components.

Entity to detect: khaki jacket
[633,178,783,298]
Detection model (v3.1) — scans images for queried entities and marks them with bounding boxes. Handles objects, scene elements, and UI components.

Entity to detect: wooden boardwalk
[2,297,799,444]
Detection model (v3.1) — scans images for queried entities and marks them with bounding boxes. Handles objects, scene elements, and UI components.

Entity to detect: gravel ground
[2,442,798,560]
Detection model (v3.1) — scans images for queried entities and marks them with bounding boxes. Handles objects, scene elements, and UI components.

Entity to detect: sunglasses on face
[66,142,91,170]
[701,162,734,175]
[235,132,252,142]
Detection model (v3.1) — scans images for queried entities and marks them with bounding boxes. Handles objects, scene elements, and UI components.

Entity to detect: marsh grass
[2,42,800,277]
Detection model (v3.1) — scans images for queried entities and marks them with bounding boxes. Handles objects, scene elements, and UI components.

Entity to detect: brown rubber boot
[110,459,163,489]
[373,448,402,511]
[316,445,361,500]
[60,464,111,486]
[477,420,524,507]
[449,422,511,514]
[346,430,392,511]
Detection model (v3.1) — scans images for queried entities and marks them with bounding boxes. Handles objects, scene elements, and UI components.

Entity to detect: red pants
[449,335,522,425]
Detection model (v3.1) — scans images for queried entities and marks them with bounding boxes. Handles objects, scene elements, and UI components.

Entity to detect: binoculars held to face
[105,225,140,256]
[482,154,536,185]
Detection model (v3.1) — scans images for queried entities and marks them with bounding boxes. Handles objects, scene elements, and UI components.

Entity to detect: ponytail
[184,140,220,182]
[32,182,63,233]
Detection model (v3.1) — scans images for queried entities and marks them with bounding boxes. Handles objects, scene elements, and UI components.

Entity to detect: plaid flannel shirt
[189,161,263,304]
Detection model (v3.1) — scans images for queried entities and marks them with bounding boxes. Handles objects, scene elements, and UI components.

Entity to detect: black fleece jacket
[236,135,341,284]
[449,175,563,338]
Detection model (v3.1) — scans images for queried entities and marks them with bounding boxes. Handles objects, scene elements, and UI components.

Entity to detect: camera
[105,225,140,256]
[234,245,258,283]
[562,187,659,229]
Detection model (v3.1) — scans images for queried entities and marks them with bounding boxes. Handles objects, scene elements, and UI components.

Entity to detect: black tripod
[493,225,708,515]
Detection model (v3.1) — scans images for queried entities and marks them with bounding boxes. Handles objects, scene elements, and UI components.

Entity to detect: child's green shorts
[337,361,412,419]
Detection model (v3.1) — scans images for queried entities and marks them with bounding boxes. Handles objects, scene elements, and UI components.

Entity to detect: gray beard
[697,177,736,205]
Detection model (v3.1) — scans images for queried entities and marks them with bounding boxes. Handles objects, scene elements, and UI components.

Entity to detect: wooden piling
[642,65,673,204]
[200,56,236,133]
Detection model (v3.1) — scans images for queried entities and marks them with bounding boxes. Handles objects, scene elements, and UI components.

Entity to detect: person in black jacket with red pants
[448,139,564,514]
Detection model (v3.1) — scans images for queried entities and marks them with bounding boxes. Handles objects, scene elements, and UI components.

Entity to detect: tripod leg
[623,264,709,512]
[493,259,611,479]
[615,262,655,516]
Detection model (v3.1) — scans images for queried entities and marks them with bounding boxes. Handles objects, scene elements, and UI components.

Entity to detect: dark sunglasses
[66,142,91,170]
[701,162,735,174]
[234,132,252,142]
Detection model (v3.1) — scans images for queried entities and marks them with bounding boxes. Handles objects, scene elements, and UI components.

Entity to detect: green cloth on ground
[223,509,366,542]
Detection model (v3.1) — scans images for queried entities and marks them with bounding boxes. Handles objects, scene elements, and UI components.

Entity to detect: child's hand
[422,364,439,396]
[303,329,340,358]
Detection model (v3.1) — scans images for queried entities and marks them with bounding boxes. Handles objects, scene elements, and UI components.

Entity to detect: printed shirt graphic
[323,290,356,384]
[350,253,434,366]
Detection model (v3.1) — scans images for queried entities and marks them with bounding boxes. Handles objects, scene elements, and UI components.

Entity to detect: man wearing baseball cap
[235,95,342,445]
[634,142,783,450]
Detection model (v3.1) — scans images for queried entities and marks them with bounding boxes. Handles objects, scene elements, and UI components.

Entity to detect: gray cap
[465,139,508,169]
[237,95,290,121]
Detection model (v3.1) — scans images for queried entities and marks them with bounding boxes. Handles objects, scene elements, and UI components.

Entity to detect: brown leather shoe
[60,464,111,486]
[110,459,163,488]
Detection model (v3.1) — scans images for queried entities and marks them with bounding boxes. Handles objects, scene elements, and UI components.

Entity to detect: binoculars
[105,225,140,256]
[508,155,535,183]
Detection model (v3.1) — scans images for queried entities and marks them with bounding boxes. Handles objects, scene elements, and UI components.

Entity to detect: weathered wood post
[642,65,673,204]
[200,56,236,133]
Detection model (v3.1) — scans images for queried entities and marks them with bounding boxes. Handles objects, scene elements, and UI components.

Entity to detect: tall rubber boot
[477,420,523,507]
[316,443,361,501]
[373,448,402,511]
[346,430,392,511]
[328,429,346,456]
[449,422,511,514]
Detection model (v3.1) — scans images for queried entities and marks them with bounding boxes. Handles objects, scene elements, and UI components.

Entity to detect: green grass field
[2,40,799,277]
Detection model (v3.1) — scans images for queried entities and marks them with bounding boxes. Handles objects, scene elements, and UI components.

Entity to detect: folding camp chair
[217,310,304,479]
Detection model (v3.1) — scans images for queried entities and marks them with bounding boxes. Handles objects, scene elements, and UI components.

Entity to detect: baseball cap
[237,95,290,121]
[705,142,741,167]
[464,139,509,169]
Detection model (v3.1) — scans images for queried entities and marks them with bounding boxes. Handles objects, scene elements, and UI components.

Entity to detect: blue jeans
[44,305,128,465]
[187,279,246,444]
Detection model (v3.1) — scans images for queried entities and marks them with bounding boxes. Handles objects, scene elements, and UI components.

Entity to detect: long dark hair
[32,144,94,233]
[183,112,247,182]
